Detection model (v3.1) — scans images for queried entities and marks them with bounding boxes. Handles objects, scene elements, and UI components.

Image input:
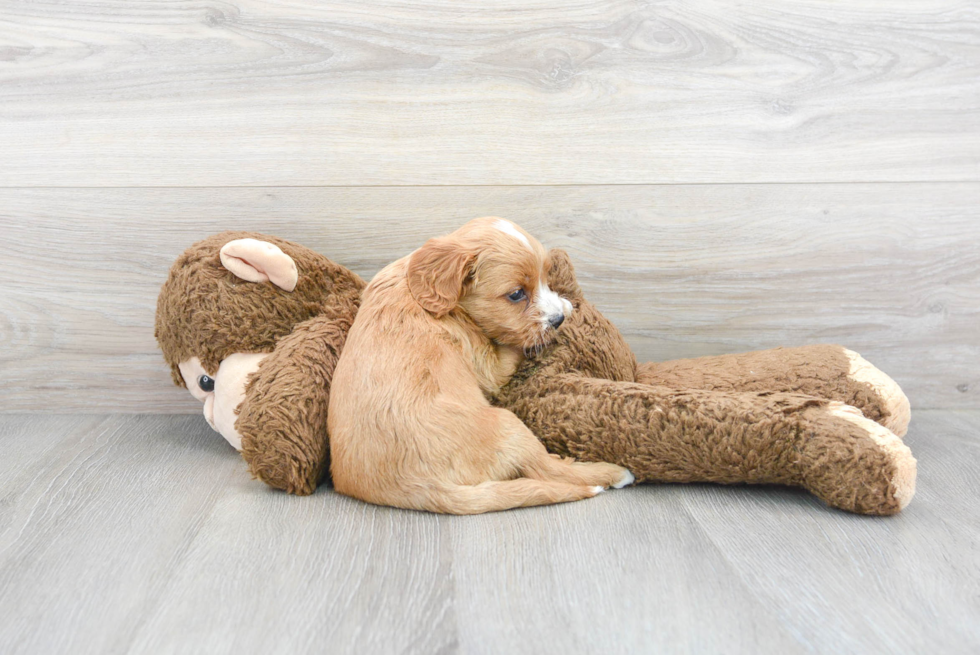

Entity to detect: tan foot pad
[845,349,912,438]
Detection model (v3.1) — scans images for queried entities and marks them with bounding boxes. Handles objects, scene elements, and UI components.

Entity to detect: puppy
[328,217,634,514]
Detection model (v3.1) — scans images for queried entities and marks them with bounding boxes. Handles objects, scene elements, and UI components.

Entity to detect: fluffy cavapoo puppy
[328,217,634,514]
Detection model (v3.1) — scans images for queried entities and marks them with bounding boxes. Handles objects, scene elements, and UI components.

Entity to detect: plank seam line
[0,181,978,190]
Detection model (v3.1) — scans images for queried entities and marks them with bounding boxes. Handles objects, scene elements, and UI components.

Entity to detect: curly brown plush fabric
[236,314,354,495]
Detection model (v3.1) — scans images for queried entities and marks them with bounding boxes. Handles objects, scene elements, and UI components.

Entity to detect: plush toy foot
[843,349,911,437]
[798,402,916,515]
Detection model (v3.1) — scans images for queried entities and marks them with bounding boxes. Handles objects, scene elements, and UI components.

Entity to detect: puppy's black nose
[548,313,565,329]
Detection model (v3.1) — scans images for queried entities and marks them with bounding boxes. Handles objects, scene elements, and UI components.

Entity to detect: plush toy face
[156,232,364,451]
[164,236,297,449]
[177,353,268,450]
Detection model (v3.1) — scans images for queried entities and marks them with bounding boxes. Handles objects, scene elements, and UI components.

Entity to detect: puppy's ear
[219,238,298,292]
[407,236,475,317]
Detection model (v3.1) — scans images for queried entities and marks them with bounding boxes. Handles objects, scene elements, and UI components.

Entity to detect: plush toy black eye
[507,289,527,302]
[198,375,215,393]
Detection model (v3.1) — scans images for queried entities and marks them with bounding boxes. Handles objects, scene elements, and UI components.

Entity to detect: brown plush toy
[156,232,915,514]
[155,231,364,494]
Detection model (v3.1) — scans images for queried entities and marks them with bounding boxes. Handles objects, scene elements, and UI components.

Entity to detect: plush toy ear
[219,238,299,292]
[407,235,475,317]
[546,248,583,301]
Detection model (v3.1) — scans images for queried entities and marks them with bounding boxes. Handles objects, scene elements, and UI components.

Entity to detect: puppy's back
[328,258,447,503]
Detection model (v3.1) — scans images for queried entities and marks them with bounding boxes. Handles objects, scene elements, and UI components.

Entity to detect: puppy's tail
[401,478,603,515]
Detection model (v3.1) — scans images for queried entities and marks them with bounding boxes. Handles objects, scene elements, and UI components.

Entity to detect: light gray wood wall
[0,1,978,412]
[1,0,978,186]
[1,185,977,412]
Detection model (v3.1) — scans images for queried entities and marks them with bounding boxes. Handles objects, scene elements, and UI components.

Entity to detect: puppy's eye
[507,289,527,302]
[198,375,215,393]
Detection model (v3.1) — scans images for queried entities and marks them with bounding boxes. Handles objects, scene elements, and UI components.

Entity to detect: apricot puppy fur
[328,217,634,514]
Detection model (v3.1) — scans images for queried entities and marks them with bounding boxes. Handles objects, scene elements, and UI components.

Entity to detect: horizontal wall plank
[0,0,978,186]
[0,183,976,412]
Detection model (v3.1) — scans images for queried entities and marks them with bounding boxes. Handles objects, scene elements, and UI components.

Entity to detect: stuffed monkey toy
[155,231,364,494]
[156,232,914,514]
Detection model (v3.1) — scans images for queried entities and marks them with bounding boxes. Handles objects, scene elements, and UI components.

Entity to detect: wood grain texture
[677,411,980,654]
[0,411,976,654]
[0,415,241,654]
[1,0,978,186]
[1,184,977,412]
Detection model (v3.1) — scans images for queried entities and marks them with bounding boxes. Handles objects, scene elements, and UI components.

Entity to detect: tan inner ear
[219,238,298,292]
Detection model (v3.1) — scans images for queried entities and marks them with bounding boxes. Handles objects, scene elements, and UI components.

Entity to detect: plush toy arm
[498,373,915,515]
[235,313,353,495]
[636,344,910,437]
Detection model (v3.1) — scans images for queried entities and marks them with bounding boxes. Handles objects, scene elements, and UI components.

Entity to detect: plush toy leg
[635,344,911,437]
[236,315,353,495]
[497,374,916,515]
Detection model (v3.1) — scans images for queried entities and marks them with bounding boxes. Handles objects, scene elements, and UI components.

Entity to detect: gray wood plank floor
[1,411,976,654]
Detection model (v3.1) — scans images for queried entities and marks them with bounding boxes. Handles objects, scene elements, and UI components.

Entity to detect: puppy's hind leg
[524,449,635,489]
[493,408,635,489]
[405,479,603,515]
